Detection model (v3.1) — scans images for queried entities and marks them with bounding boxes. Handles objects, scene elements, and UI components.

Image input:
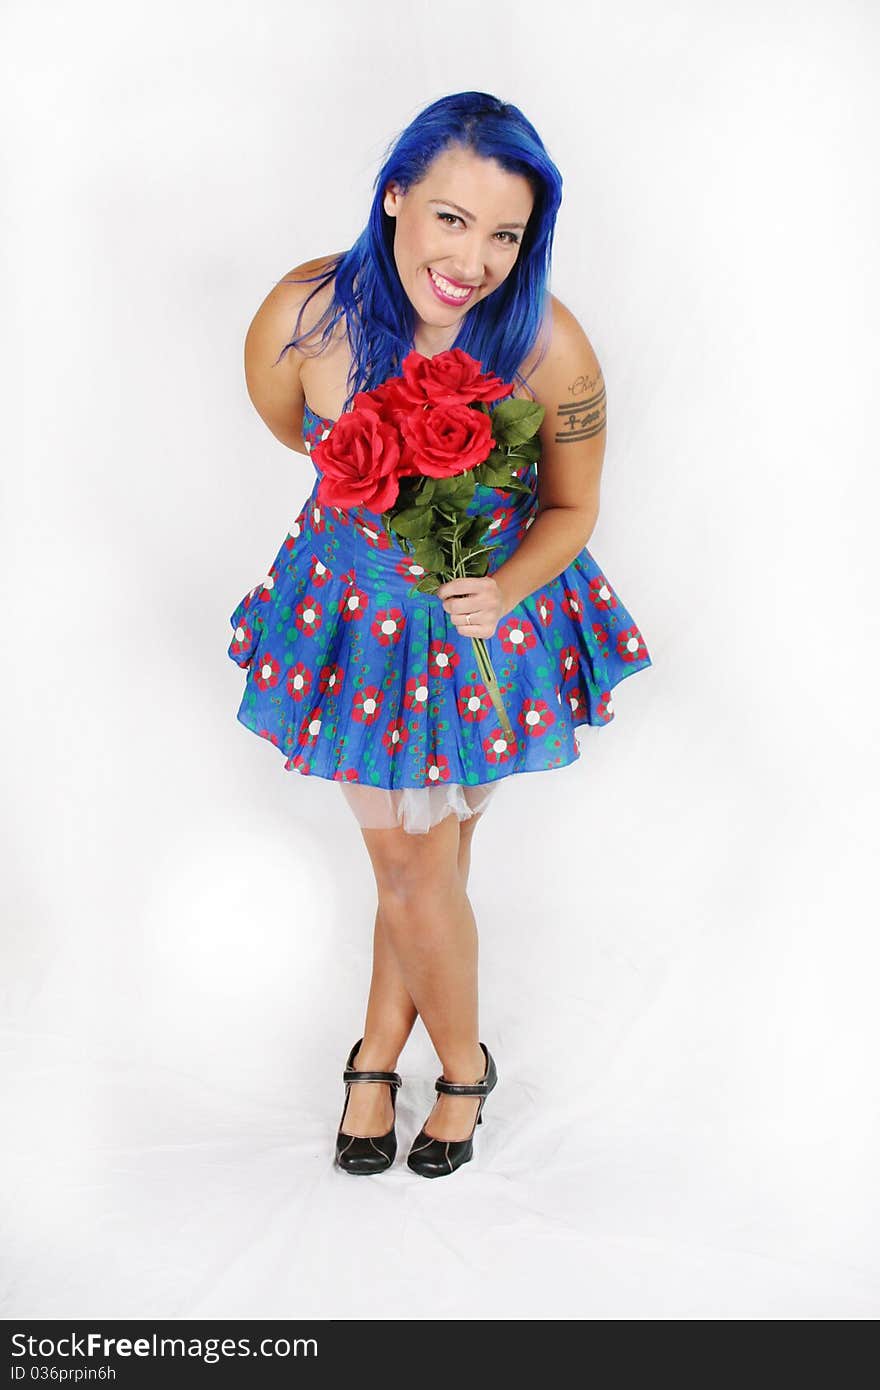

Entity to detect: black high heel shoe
[335,1037,402,1175]
[406,1043,497,1179]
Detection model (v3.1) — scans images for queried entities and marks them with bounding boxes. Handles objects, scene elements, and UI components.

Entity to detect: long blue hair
[276,91,564,412]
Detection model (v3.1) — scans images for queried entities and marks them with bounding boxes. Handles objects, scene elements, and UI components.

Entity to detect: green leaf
[490,397,546,447]
[462,514,493,546]
[411,537,445,571]
[414,573,442,594]
[412,476,436,506]
[473,449,509,480]
[478,462,516,487]
[390,506,434,540]
[433,472,476,506]
[507,434,542,465]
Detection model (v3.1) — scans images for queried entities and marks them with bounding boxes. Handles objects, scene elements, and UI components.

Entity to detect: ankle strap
[435,1077,489,1097]
[344,1067,402,1088]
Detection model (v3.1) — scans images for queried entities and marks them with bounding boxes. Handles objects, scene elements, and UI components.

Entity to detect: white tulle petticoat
[338,780,499,835]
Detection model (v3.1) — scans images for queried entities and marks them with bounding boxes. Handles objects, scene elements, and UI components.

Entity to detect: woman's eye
[435,211,519,245]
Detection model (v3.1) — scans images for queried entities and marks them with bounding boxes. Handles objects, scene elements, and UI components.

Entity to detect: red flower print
[483,727,516,764]
[484,505,514,538]
[560,589,585,621]
[567,687,589,721]
[428,640,460,679]
[457,684,492,722]
[229,618,257,660]
[309,556,332,586]
[296,706,324,746]
[260,567,282,601]
[284,751,311,773]
[338,584,369,622]
[518,699,556,737]
[597,691,614,721]
[353,686,384,725]
[425,755,452,784]
[253,651,282,690]
[396,557,429,587]
[617,627,647,663]
[294,594,323,636]
[498,616,537,656]
[559,645,580,683]
[356,517,395,551]
[283,509,307,550]
[333,767,360,783]
[592,621,609,647]
[371,608,406,647]
[534,594,554,626]
[404,673,430,711]
[318,663,345,698]
[309,502,327,535]
[515,514,536,543]
[286,662,312,702]
[382,717,409,755]
[258,728,281,748]
[588,575,617,610]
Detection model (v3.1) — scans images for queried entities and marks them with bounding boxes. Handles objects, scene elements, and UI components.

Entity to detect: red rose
[400,402,494,479]
[313,408,404,512]
[350,387,389,416]
[395,347,514,408]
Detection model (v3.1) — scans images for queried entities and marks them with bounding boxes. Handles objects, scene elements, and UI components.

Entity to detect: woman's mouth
[425,266,477,306]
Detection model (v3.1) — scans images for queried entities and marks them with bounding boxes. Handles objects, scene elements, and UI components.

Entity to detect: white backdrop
[2,0,878,1320]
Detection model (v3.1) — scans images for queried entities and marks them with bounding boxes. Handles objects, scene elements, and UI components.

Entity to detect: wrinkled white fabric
[338,780,498,834]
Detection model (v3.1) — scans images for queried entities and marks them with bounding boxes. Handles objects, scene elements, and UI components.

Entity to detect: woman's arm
[491,295,606,612]
[243,258,335,454]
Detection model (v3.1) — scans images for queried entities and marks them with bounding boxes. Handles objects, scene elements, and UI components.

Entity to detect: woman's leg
[338,902,418,1138]
[346,811,486,1145]
[341,811,485,1139]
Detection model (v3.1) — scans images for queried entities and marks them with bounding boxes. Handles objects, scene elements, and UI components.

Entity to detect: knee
[377,858,455,909]
[363,815,462,909]
[372,838,469,911]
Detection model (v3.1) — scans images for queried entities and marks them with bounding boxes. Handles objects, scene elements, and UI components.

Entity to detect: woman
[228,92,652,1178]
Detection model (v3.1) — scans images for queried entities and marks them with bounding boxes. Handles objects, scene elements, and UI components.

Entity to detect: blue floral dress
[227,400,652,830]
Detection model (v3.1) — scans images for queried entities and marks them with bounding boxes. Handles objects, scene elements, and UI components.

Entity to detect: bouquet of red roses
[311,348,545,744]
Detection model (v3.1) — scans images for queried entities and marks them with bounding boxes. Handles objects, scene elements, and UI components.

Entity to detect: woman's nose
[448,258,484,285]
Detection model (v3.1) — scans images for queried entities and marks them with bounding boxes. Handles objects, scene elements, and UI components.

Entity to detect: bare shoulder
[528,293,606,438]
[524,294,608,517]
[243,253,343,450]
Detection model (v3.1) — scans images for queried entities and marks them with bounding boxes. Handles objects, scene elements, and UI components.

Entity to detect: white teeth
[429,268,472,299]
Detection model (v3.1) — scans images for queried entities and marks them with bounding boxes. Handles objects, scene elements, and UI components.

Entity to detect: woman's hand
[436,576,510,640]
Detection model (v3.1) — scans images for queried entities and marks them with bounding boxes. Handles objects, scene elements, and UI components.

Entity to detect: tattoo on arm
[554,368,607,442]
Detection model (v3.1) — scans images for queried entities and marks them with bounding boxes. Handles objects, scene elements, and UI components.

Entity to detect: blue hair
[276,91,564,412]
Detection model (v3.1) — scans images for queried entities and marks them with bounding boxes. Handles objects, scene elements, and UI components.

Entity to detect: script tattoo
[554,368,607,442]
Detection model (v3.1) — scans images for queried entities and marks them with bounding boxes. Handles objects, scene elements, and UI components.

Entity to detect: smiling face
[382,144,535,353]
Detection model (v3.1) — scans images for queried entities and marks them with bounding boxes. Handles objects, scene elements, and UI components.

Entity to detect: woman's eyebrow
[428,197,527,230]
